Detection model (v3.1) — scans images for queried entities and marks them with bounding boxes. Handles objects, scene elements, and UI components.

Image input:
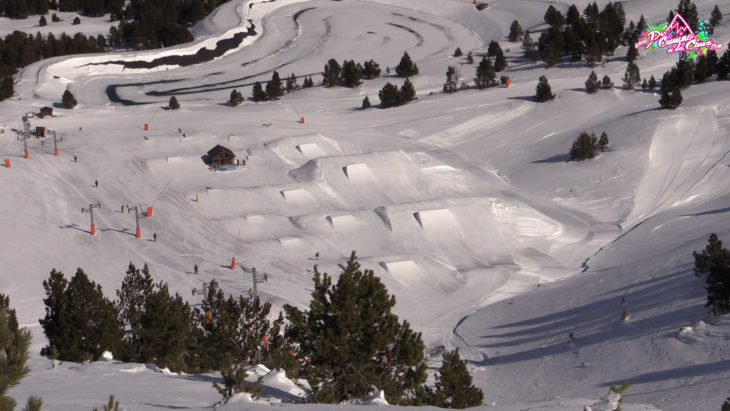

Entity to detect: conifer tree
[641,78,648,89]
[694,55,711,82]
[522,30,538,63]
[0,76,13,101]
[265,71,284,100]
[229,89,243,106]
[659,86,682,109]
[251,81,266,101]
[585,70,599,93]
[116,263,154,362]
[534,75,555,102]
[93,395,119,411]
[678,0,700,32]
[363,60,381,79]
[285,73,297,93]
[622,62,640,89]
[395,52,419,77]
[399,78,416,104]
[693,233,730,315]
[627,43,638,63]
[584,1,599,24]
[62,89,77,109]
[585,37,603,68]
[213,363,250,400]
[566,4,581,27]
[722,390,730,411]
[168,96,180,110]
[0,294,34,410]
[717,50,730,80]
[487,41,501,58]
[474,57,496,89]
[539,26,564,67]
[544,5,565,28]
[378,82,400,108]
[39,15,47,26]
[601,75,613,89]
[443,66,458,93]
[648,75,657,89]
[508,20,523,42]
[466,51,474,64]
[341,60,363,88]
[598,131,609,151]
[494,50,507,72]
[52,13,61,22]
[453,47,463,57]
[40,269,123,362]
[710,5,722,27]
[362,96,371,109]
[637,14,647,32]
[322,58,341,87]
[570,131,598,160]
[428,348,483,408]
[284,252,427,404]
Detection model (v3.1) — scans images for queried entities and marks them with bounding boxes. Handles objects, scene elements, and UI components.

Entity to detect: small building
[207,144,236,168]
[39,107,53,118]
[35,126,47,137]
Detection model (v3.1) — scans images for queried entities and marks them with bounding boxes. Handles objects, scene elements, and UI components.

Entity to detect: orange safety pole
[506,79,511,88]
[54,148,59,156]
[4,159,10,168]
[230,256,236,270]
[146,206,153,217]
[24,150,29,159]
[90,223,96,236]
[299,117,305,124]
[136,226,141,238]
[144,123,149,131]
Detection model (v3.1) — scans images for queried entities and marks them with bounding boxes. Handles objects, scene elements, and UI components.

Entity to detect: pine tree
[710,5,722,27]
[637,14,647,32]
[466,51,474,64]
[584,37,603,68]
[322,58,341,87]
[522,31,538,63]
[0,75,14,101]
[534,75,555,102]
[494,50,507,72]
[52,13,61,22]
[428,348,483,408]
[598,131,609,151]
[379,83,400,108]
[659,86,682,109]
[39,15,47,26]
[213,363,249,400]
[363,60,381,79]
[399,78,416,104]
[285,73,297,93]
[601,75,613,89]
[694,55,711,83]
[453,47,463,57]
[474,57,496,89]
[539,26,564,67]
[583,1,599,24]
[73,16,80,25]
[40,269,123,362]
[566,4,581,27]
[585,70,599,93]
[678,0,699,33]
[544,5,565,28]
[265,71,283,100]
[693,233,730,315]
[229,89,243,106]
[62,89,77,109]
[648,75,657,89]
[641,78,648,89]
[284,252,427,404]
[722,390,730,411]
[116,263,154,362]
[508,20,523,42]
[570,131,598,160]
[627,43,638,63]
[487,41,501,57]
[443,66,458,93]
[0,294,34,410]
[622,62,640,90]
[395,52,419,77]
[93,395,120,411]
[362,96,371,109]
[251,81,266,101]
[168,96,180,110]
[341,60,362,88]
[717,50,730,80]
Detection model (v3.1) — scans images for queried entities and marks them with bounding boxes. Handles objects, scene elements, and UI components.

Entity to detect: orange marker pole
[299,117,305,124]
[4,159,10,168]
[147,206,153,217]
[230,256,236,270]
[136,227,141,238]
[24,150,29,159]
[90,223,96,236]
[144,123,149,131]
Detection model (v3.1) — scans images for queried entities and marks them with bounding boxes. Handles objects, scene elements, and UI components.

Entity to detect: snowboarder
[73,155,77,163]
[194,264,198,275]
[121,204,124,213]
[94,180,98,187]
[153,233,157,242]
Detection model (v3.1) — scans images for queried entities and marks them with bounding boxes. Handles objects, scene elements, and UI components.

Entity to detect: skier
[73,155,77,163]
[121,204,124,213]
[153,233,157,242]
[194,264,198,275]
[94,180,98,187]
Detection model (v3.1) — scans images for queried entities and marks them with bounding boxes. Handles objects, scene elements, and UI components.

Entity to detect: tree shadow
[507,95,536,102]
[532,153,570,163]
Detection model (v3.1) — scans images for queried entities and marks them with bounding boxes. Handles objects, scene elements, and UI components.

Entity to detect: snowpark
[1,0,730,409]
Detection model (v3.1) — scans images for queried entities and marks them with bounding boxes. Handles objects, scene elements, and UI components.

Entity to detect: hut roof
[207,144,235,159]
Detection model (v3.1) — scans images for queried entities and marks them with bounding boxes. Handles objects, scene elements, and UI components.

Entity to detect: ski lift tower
[126,205,144,238]
[241,265,268,300]
[81,201,102,235]
[21,113,32,158]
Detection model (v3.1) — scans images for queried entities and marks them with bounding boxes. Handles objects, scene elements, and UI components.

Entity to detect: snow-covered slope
[2,0,730,409]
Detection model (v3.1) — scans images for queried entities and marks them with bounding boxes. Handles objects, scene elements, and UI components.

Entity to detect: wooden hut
[39,107,53,118]
[207,144,236,167]
[35,126,47,137]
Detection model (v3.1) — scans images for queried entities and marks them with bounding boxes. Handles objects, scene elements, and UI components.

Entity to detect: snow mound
[413,208,455,230]
[99,351,114,361]
[343,163,373,183]
[326,214,358,230]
